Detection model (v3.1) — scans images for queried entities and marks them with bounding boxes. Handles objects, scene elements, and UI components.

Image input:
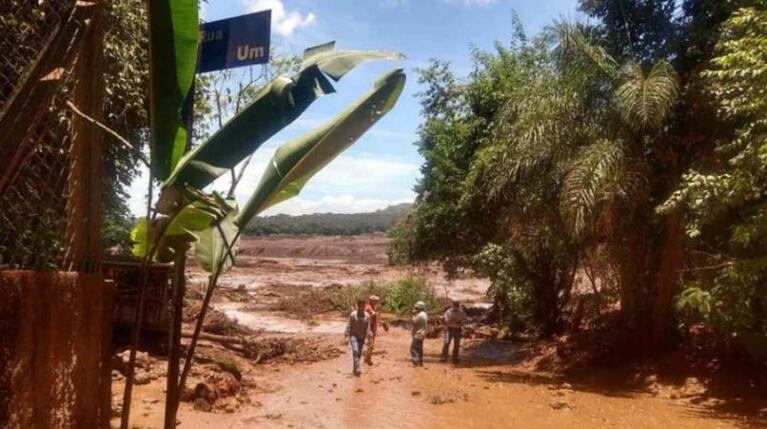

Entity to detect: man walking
[364,295,380,366]
[345,298,371,376]
[441,299,467,364]
[410,301,428,367]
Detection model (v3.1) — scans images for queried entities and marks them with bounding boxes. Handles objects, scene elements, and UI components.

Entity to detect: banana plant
[121,2,406,428]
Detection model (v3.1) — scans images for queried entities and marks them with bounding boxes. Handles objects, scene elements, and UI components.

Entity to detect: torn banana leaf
[164,42,405,190]
[235,68,406,227]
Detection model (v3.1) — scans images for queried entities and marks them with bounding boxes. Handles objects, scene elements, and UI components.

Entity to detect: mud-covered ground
[112,234,767,429]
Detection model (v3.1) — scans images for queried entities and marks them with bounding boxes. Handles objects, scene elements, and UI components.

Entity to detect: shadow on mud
[461,338,767,428]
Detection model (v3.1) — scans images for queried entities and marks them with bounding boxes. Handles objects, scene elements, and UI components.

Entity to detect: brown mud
[112,234,767,429]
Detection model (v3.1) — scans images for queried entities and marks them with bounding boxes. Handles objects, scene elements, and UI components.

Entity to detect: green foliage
[166,44,404,190]
[193,208,239,273]
[146,0,199,180]
[333,280,390,313]
[235,68,406,225]
[660,5,767,341]
[245,203,410,236]
[473,244,533,330]
[383,276,441,315]
[332,276,441,315]
[133,25,407,275]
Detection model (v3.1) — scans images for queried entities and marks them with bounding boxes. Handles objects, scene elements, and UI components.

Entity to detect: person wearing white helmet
[410,301,428,367]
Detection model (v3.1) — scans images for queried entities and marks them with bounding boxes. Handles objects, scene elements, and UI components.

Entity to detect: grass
[334,275,446,315]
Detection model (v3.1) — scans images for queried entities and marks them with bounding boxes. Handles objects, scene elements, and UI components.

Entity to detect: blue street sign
[198,10,271,73]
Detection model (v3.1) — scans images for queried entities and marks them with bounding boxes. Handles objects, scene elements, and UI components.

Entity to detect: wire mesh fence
[0,0,77,115]
[0,1,101,271]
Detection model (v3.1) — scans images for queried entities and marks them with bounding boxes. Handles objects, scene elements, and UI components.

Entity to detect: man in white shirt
[345,298,372,376]
[441,299,467,364]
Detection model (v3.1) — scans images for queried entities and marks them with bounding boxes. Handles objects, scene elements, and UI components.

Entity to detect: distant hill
[243,203,412,236]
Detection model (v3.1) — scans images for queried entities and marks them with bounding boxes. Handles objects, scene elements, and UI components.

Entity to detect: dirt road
[114,235,766,429]
[118,326,761,429]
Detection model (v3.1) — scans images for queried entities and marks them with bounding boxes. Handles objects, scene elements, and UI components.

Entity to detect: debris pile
[243,335,344,364]
[181,371,249,413]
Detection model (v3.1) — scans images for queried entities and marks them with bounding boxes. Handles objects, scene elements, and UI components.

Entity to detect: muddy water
[123,235,763,428]
[244,331,752,429]
[217,302,346,334]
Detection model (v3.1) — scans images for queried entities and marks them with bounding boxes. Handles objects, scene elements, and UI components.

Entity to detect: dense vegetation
[392,0,767,356]
[244,203,411,236]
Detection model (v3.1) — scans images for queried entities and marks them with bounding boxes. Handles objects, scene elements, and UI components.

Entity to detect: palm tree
[488,22,680,348]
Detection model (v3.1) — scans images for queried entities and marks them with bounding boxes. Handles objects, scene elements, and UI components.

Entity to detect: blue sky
[128,0,581,217]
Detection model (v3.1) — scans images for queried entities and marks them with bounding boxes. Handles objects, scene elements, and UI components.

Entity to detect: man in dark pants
[441,299,467,364]
[345,298,371,376]
[410,301,427,367]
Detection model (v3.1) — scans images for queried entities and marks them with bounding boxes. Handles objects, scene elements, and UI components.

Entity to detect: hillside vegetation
[244,203,411,236]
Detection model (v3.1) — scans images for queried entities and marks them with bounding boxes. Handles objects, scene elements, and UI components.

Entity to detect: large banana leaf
[301,41,405,81]
[164,42,404,190]
[234,68,406,227]
[148,0,199,180]
[130,198,225,263]
[194,210,239,273]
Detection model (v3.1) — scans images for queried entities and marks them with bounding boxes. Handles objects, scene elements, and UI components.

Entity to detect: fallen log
[181,330,245,353]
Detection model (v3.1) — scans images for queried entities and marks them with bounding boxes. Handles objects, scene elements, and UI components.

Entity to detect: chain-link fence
[0,1,102,271]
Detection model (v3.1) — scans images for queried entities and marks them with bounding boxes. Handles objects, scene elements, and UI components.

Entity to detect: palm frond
[552,22,619,80]
[615,61,679,131]
[559,139,646,239]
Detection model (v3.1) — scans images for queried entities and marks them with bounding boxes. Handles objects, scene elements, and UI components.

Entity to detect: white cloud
[245,0,316,37]
[261,194,414,216]
[127,145,420,218]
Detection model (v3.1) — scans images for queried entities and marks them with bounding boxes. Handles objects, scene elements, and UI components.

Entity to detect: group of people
[344,295,467,376]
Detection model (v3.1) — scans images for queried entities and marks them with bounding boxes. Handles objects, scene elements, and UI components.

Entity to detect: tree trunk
[651,209,684,349]
[615,225,653,352]
[164,252,186,429]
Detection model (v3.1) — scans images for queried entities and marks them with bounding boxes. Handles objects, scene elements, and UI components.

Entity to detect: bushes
[383,276,442,315]
[334,276,444,316]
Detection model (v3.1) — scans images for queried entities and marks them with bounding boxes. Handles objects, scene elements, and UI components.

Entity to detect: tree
[660,4,767,349]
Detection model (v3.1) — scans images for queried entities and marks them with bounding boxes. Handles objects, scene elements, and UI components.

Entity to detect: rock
[133,371,153,385]
[680,377,706,398]
[560,383,572,390]
[192,381,219,402]
[355,388,364,393]
[221,396,240,413]
[193,398,212,412]
[216,373,240,398]
[550,400,573,410]
[411,390,421,396]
